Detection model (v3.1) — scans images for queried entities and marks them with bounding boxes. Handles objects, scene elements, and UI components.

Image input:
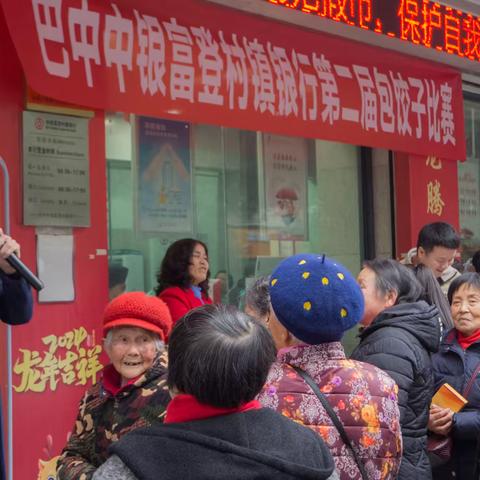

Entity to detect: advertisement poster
[264,134,307,240]
[137,117,192,233]
[23,111,90,227]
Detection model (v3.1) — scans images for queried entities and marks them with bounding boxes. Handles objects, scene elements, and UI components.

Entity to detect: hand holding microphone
[0,229,44,291]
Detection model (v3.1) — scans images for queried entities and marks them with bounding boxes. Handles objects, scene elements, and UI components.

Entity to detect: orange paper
[431,383,468,412]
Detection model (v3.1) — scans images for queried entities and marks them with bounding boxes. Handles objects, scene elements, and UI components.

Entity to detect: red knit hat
[103,292,172,342]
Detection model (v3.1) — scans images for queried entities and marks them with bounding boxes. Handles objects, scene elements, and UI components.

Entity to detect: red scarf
[102,364,142,396]
[457,329,480,350]
[164,394,261,424]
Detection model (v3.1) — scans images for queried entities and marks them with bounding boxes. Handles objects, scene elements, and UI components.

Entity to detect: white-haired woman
[57,292,172,480]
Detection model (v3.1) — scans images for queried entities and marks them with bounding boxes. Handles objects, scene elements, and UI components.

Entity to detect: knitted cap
[269,254,364,344]
[103,292,172,341]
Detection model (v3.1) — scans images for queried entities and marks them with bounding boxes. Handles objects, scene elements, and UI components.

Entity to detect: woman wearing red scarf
[429,273,480,479]
[93,304,338,480]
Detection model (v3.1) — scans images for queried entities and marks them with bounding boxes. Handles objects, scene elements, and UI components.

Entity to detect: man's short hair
[416,222,460,253]
[108,264,128,289]
[472,251,480,274]
[167,304,276,408]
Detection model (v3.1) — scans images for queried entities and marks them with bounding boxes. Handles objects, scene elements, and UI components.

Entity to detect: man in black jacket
[0,228,33,480]
[0,229,33,326]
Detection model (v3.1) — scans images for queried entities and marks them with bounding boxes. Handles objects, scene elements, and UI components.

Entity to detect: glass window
[459,100,480,263]
[106,114,364,351]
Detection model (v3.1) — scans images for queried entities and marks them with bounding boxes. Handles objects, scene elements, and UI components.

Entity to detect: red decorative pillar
[394,152,460,257]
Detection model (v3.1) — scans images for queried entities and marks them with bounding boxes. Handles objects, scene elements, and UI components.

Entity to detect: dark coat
[431,330,480,479]
[351,301,441,480]
[0,271,32,326]
[104,408,336,480]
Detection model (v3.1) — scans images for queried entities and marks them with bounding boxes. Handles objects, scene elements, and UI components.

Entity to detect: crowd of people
[3,221,480,479]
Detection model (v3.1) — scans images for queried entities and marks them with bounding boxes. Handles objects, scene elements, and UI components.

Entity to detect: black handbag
[292,366,369,480]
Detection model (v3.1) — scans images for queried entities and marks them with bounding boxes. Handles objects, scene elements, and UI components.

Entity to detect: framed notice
[263,133,308,240]
[137,117,192,234]
[23,111,90,227]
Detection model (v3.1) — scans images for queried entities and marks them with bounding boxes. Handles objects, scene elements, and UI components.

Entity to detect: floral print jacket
[56,351,170,480]
[258,342,402,480]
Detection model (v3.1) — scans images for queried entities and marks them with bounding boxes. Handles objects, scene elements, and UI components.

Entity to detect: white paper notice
[37,234,74,302]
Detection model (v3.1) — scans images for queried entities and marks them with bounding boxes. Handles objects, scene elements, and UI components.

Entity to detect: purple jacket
[258,342,402,480]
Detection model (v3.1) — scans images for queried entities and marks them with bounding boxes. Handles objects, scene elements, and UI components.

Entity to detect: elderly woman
[351,258,441,480]
[155,238,212,324]
[252,255,402,480]
[428,273,480,479]
[56,292,172,480]
[93,304,338,480]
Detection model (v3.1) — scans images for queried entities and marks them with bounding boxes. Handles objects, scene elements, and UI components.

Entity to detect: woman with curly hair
[155,238,212,325]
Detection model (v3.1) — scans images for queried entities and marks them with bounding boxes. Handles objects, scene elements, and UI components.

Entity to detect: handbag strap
[463,361,480,398]
[292,366,369,480]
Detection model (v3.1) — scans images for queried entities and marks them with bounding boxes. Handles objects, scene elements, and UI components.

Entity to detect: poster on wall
[23,111,90,227]
[137,117,192,234]
[263,134,308,240]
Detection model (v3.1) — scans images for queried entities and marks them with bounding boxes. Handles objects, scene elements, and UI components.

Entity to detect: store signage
[23,111,90,227]
[1,0,465,160]
[264,0,480,63]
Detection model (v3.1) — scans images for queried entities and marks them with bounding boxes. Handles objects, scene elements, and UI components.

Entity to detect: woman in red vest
[155,238,212,325]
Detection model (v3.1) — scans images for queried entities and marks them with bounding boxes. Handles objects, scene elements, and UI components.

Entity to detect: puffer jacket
[431,330,480,479]
[351,301,441,480]
[258,342,402,480]
[56,351,170,480]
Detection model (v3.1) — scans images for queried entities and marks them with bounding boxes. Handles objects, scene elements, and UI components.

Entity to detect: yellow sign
[14,327,102,393]
[427,180,446,216]
[426,156,443,170]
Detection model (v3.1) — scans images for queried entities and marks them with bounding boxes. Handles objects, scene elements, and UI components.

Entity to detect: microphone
[5,254,44,291]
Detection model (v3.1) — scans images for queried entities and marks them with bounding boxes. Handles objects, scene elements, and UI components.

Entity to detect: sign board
[23,111,90,227]
[263,0,480,64]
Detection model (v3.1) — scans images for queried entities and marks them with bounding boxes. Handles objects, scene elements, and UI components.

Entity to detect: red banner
[0,0,466,160]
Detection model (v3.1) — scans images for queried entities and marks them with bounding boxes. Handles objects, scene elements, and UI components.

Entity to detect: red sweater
[158,286,212,325]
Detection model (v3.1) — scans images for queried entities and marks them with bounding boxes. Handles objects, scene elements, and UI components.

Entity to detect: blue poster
[137,117,192,233]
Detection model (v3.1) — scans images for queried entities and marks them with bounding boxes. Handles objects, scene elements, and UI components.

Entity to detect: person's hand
[429,404,454,436]
[0,229,20,275]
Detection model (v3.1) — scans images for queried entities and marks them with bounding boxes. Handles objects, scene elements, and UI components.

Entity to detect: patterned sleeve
[56,389,97,480]
[92,455,138,480]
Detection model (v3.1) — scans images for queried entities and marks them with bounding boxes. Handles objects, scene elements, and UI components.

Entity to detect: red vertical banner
[394,152,459,256]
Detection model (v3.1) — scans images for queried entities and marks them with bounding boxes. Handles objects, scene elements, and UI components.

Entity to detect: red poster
[0,0,465,160]
[394,153,459,256]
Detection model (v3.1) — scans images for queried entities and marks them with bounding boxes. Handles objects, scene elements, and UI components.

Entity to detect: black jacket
[351,301,441,480]
[0,271,32,326]
[432,330,480,479]
[108,408,336,480]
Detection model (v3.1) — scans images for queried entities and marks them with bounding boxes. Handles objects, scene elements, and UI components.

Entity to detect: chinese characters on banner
[0,0,465,160]
[264,0,480,64]
[23,111,90,227]
[137,117,192,233]
[263,134,308,240]
[13,327,102,394]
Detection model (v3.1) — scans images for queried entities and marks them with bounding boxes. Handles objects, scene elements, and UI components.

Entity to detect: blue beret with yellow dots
[269,254,364,344]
